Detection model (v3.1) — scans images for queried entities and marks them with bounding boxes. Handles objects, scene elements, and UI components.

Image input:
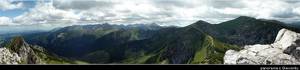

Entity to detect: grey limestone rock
[224,29,300,65]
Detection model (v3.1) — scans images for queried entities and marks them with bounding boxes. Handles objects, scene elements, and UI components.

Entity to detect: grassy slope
[190,35,240,64]
[120,34,240,64]
[30,45,90,64]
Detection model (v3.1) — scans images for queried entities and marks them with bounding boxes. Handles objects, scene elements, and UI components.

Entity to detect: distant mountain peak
[234,16,284,24]
[235,16,256,20]
[195,20,211,24]
[258,18,284,24]
[188,20,212,28]
[148,23,160,26]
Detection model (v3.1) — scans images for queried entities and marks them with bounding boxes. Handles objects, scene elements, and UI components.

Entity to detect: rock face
[0,48,21,64]
[224,29,300,64]
[0,37,45,64]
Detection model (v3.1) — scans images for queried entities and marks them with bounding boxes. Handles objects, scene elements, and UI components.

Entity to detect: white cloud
[293,7,300,16]
[0,17,12,25]
[0,0,23,11]
[212,0,300,23]
[0,16,21,26]
[242,0,291,19]
[53,0,116,10]
[13,1,80,25]
[2,0,300,27]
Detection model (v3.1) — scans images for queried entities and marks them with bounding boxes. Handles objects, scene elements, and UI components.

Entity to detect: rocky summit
[224,28,300,64]
[0,37,45,64]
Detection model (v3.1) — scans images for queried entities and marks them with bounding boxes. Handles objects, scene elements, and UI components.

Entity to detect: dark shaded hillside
[88,22,240,64]
[192,16,300,46]
[24,24,162,57]
[287,22,300,29]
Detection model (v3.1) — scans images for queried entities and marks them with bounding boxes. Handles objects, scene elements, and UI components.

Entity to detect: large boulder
[224,29,300,64]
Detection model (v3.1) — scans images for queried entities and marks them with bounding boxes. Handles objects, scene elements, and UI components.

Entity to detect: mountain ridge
[2,16,298,64]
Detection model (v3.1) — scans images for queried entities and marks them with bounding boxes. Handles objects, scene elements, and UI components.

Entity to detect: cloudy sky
[1,0,300,33]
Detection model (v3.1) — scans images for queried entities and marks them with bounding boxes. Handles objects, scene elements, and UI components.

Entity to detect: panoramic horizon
[1,0,300,33]
[1,0,300,68]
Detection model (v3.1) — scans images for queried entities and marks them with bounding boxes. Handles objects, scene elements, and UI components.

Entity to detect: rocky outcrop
[0,48,21,64]
[224,29,300,64]
[0,37,45,64]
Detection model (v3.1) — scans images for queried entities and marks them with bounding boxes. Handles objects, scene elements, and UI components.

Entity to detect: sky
[1,0,300,33]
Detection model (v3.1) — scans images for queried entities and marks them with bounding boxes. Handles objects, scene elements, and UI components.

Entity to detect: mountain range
[1,16,300,64]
